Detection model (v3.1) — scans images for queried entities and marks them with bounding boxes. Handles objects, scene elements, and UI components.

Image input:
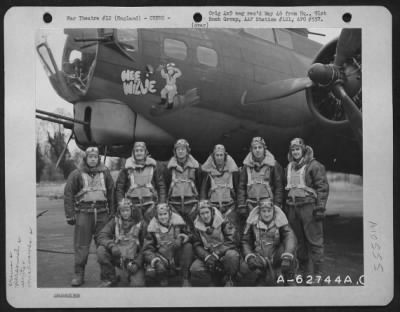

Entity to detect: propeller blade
[241,77,313,105]
[334,29,361,67]
[332,85,362,147]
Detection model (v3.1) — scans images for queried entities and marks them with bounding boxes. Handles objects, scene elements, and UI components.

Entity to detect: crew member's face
[260,206,274,223]
[214,151,225,167]
[120,207,132,220]
[167,67,174,75]
[134,146,146,161]
[199,208,212,225]
[157,210,170,225]
[252,143,265,160]
[176,147,188,160]
[291,146,303,161]
[86,154,99,168]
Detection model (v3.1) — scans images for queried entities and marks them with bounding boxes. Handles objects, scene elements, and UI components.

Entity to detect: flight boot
[97,276,119,287]
[284,272,297,287]
[71,272,84,287]
[312,263,324,286]
[159,278,169,287]
[182,278,192,287]
[223,276,235,287]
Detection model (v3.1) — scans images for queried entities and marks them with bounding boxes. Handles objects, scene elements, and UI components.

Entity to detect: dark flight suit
[64,162,114,282]
[116,156,166,223]
[285,145,329,277]
[241,207,297,286]
[97,215,147,286]
[190,207,240,286]
[143,212,193,286]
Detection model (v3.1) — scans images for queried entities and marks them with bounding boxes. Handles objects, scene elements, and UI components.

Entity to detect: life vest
[169,168,198,198]
[148,213,185,262]
[285,162,317,198]
[253,220,280,258]
[194,207,226,253]
[209,172,234,204]
[199,225,225,253]
[126,166,155,200]
[75,172,107,203]
[246,166,273,201]
[115,217,142,260]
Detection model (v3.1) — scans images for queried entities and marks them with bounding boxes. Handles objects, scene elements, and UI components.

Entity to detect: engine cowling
[73,99,174,146]
[306,38,362,128]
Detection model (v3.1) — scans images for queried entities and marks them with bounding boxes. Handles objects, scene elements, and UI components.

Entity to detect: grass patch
[36,171,120,199]
[37,182,65,199]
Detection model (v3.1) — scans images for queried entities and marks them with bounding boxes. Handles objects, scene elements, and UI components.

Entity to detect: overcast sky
[35,28,341,114]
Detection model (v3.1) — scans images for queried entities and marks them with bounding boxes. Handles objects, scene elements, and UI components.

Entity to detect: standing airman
[64,146,115,287]
[200,144,240,226]
[166,139,201,230]
[116,142,166,222]
[237,137,283,228]
[285,138,329,284]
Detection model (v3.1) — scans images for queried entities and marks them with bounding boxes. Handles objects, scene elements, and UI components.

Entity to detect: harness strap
[75,206,108,213]
[169,168,198,198]
[223,206,234,218]
[115,216,121,243]
[286,163,317,198]
[247,167,270,186]
[246,167,273,201]
[75,172,107,200]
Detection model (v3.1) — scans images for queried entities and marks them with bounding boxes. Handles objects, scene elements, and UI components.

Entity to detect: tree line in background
[36,108,361,184]
[36,125,80,183]
[36,114,124,182]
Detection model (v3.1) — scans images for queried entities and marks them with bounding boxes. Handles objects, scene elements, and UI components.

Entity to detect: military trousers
[145,242,193,285]
[127,196,156,223]
[96,245,145,286]
[168,197,198,230]
[73,209,109,275]
[190,249,240,286]
[212,201,238,227]
[239,245,296,286]
[287,201,324,275]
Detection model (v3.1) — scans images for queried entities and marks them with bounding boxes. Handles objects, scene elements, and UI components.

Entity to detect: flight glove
[313,208,325,221]
[66,216,76,226]
[205,254,218,272]
[110,245,121,257]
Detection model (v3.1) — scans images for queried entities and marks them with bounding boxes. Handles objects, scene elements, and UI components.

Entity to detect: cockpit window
[115,29,139,53]
[164,38,187,60]
[61,31,98,94]
[69,50,82,63]
[244,28,275,43]
[275,29,294,49]
[196,46,218,67]
[37,43,57,76]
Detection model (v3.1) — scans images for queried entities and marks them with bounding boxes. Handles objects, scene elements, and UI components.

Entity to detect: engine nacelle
[74,99,135,145]
[74,99,174,146]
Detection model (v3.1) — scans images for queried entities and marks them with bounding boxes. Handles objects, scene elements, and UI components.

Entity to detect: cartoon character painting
[158,63,182,109]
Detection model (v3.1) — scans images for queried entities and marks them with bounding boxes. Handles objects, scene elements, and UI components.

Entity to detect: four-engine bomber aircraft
[36,28,361,174]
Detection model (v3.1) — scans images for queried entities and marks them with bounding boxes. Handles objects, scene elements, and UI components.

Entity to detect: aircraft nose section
[36,29,100,103]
